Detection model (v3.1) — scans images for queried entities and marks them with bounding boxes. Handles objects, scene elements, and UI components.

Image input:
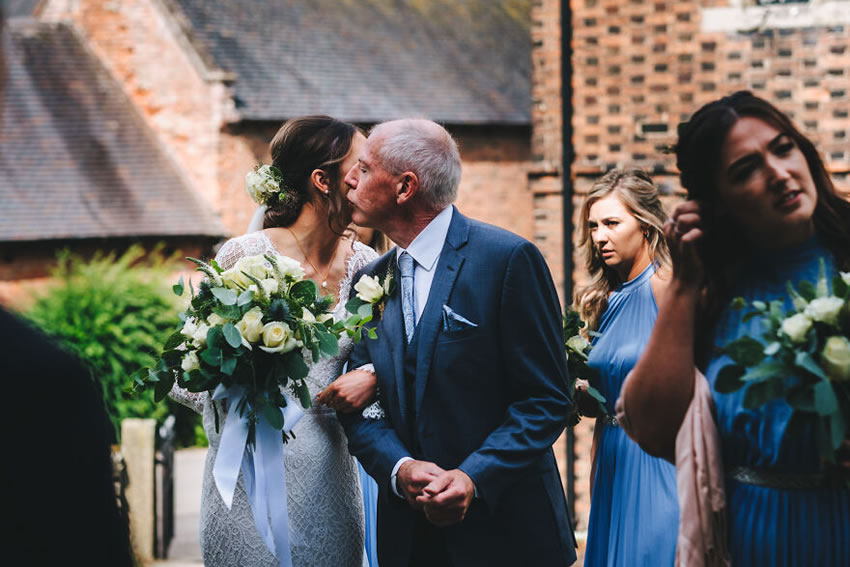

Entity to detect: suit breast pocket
[437,326,480,344]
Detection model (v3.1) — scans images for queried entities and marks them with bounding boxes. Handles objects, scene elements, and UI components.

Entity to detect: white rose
[191,321,210,347]
[236,306,264,343]
[566,334,590,354]
[780,313,812,344]
[222,255,270,289]
[805,296,844,327]
[181,351,200,372]
[259,321,301,353]
[822,336,850,381]
[207,313,225,327]
[181,317,198,339]
[301,307,316,324]
[354,275,384,303]
[271,255,305,280]
[841,272,850,286]
[260,278,279,295]
[245,170,266,203]
[317,313,335,324]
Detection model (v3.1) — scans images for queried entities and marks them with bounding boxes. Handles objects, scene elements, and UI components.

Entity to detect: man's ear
[310,169,331,196]
[395,172,419,205]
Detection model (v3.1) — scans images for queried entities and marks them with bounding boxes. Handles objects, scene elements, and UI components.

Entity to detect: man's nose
[343,167,357,189]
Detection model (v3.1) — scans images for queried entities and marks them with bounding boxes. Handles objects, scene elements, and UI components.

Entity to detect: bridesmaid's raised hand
[664,200,705,289]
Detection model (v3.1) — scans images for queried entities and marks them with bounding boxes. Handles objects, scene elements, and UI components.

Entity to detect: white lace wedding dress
[170,232,378,567]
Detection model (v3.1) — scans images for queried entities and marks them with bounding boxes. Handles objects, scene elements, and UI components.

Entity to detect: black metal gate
[154,415,176,558]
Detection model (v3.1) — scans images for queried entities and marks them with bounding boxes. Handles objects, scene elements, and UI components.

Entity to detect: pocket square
[441,305,478,332]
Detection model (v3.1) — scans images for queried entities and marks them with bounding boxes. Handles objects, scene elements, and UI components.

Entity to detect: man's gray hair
[371,119,461,209]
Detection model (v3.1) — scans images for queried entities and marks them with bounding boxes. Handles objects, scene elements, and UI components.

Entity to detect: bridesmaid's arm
[620,202,703,460]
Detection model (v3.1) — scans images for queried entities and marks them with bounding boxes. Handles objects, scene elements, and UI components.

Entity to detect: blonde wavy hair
[575,168,671,331]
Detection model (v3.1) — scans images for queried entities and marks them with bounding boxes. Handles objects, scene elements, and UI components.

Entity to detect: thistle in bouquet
[717,260,850,463]
[563,308,607,426]
[133,252,373,444]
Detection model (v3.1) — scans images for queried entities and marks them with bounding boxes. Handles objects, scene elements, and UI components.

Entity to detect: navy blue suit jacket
[340,209,576,566]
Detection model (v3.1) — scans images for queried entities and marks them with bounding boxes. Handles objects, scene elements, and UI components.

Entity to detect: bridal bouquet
[563,308,606,426]
[717,261,850,462]
[134,253,372,443]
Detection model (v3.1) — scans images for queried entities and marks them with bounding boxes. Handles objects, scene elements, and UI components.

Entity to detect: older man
[338,119,576,566]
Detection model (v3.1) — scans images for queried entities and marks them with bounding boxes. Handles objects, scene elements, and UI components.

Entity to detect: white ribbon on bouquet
[211,384,305,567]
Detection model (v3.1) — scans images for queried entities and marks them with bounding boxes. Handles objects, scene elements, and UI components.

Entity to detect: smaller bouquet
[718,261,850,463]
[134,253,372,443]
[563,309,606,426]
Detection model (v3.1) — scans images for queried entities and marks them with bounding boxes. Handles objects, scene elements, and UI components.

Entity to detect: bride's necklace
[286,227,339,289]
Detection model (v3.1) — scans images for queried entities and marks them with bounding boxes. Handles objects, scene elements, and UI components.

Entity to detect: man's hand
[397,460,444,510]
[317,370,377,412]
[416,469,475,527]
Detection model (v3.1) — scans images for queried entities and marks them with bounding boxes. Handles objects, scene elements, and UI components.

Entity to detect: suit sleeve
[457,240,572,509]
[338,266,411,489]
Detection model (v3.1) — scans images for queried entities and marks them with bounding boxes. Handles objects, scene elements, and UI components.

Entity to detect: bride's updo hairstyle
[575,168,670,331]
[265,115,359,234]
[674,91,850,362]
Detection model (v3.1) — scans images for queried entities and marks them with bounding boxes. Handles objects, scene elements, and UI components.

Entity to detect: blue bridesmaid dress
[584,263,679,567]
[703,236,850,564]
[358,460,379,566]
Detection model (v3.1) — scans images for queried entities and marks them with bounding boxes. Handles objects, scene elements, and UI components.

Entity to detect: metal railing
[154,415,176,558]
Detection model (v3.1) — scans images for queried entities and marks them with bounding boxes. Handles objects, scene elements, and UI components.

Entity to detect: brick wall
[572,0,850,185]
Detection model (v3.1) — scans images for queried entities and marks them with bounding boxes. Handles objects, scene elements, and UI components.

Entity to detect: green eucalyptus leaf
[358,303,374,319]
[741,361,787,383]
[263,403,284,430]
[280,354,309,381]
[211,287,238,306]
[366,327,378,340]
[723,336,766,367]
[798,280,816,301]
[297,382,312,409]
[237,290,254,306]
[173,274,185,297]
[585,384,607,404]
[163,331,185,352]
[715,364,746,393]
[316,329,340,356]
[794,351,829,380]
[814,380,839,416]
[346,297,367,313]
[222,323,242,349]
[832,274,848,298]
[743,379,784,409]
[752,300,767,311]
[154,371,175,402]
[290,280,318,304]
[731,297,746,310]
[200,347,221,366]
[830,408,847,450]
[220,354,237,376]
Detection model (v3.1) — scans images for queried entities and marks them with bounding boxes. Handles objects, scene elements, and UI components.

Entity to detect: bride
[171,115,380,566]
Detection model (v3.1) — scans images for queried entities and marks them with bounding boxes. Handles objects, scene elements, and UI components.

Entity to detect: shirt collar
[397,206,453,272]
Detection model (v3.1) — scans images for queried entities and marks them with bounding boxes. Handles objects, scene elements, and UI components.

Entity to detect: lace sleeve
[169,382,206,414]
[215,238,248,270]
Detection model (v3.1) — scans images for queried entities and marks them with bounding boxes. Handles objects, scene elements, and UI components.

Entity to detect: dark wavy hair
[265,115,360,234]
[675,91,850,362]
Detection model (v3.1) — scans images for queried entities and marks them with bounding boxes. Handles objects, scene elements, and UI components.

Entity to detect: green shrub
[25,244,204,447]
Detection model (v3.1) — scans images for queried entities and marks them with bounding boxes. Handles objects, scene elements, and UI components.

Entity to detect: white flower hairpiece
[245,164,291,206]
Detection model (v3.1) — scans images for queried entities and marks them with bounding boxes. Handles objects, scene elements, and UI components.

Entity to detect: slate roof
[0,20,225,242]
[171,0,531,124]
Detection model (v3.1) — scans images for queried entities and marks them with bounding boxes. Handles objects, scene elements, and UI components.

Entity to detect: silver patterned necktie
[398,251,416,343]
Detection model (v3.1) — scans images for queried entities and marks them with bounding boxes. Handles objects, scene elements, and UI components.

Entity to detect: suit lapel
[374,253,409,429]
[413,209,469,414]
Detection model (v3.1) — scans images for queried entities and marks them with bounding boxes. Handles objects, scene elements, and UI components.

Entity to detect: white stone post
[122,418,156,563]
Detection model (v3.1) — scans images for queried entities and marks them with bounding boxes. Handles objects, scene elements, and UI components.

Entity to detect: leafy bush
[25,244,204,446]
